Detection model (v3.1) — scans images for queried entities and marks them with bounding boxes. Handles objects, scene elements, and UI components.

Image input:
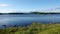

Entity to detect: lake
[0,14,60,27]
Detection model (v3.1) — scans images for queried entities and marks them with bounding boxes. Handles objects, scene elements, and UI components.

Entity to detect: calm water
[0,14,60,27]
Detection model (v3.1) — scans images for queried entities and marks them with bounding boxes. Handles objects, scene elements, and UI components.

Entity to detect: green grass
[0,22,60,34]
[39,24,60,34]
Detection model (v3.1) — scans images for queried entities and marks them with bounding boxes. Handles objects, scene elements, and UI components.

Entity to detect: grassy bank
[0,22,60,34]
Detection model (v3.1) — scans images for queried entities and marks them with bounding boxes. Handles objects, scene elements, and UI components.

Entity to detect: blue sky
[0,0,60,13]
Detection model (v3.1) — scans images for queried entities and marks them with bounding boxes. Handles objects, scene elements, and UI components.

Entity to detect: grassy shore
[0,22,60,34]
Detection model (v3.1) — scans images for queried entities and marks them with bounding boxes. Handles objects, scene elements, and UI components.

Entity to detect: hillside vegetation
[0,22,60,34]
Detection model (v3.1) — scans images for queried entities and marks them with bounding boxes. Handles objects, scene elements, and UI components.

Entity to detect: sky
[0,0,60,13]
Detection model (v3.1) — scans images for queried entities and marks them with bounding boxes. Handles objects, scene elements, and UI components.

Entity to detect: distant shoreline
[0,13,60,15]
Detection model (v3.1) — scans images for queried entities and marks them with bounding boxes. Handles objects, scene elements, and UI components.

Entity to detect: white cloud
[0,10,13,13]
[0,4,8,7]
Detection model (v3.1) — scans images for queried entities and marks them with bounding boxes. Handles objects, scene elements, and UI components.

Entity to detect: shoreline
[0,22,60,34]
